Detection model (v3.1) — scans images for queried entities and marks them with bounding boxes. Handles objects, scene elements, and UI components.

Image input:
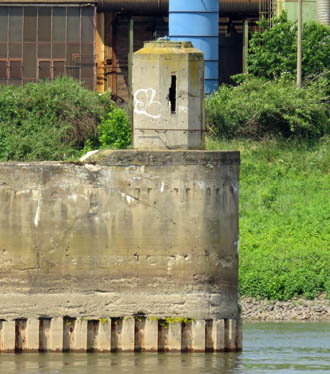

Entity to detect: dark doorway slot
[169,75,176,114]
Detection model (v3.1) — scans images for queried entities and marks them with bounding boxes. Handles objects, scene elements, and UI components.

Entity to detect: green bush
[248,12,330,80]
[207,137,330,300]
[206,74,330,140]
[0,77,113,161]
[98,106,131,149]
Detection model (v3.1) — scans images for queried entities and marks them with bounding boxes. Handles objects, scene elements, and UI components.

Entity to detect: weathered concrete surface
[0,149,240,351]
[133,41,205,150]
[0,150,239,322]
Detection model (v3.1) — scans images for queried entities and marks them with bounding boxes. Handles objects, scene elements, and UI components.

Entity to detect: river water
[0,322,329,374]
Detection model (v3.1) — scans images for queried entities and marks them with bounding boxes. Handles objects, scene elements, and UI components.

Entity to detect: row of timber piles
[0,317,242,353]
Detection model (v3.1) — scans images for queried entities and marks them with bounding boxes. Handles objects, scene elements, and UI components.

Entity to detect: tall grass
[207,137,330,300]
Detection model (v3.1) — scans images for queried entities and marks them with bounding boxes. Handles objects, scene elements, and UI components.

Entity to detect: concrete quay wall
[0,150,240,352]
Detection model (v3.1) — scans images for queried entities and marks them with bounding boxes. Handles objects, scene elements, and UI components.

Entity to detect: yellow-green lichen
[99,317,110,324]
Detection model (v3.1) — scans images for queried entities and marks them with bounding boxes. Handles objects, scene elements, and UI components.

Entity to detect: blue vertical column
[169,0,219,94]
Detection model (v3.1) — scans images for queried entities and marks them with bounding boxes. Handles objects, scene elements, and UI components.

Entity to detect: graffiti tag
[134,88,161,119]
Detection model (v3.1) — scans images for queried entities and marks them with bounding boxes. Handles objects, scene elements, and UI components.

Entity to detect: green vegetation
[207,137,330,300]
[206,13,330,300]
[0,13,328,302]
[99,317,110,324]
[165,317,193,325]
[97,106,131,150]
[206,74,330,140]
[0,77,131,161]
[248,12,330,80]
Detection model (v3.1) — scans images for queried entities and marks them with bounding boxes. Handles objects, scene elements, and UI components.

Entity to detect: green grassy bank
[207,137,330,301]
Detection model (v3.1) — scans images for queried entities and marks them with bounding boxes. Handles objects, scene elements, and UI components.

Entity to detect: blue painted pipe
[169,0,219,94]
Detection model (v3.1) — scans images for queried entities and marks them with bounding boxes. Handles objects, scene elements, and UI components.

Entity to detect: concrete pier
[168,322,182,352]
[98,320,111,352]
[0,37,241,353]
[0,150,241,353]
[26,319,39,352]
[50,317,64,352]
[2,320,15,352]
[192,320,206,352]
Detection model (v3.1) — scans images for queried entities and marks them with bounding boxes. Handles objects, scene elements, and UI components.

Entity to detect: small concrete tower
[132,41,205,150]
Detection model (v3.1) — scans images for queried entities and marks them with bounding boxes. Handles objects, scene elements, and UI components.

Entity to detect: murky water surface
[0,322,329,374]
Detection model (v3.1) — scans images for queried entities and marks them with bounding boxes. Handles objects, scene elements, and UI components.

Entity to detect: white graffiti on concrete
[134,88,161,119]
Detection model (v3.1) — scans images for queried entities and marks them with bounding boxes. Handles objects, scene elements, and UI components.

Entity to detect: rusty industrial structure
[0,1,273,98]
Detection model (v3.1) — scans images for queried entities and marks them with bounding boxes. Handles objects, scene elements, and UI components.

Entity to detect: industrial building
[0,1,328,98]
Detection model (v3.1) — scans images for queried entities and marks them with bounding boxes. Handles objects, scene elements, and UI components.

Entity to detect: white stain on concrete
[232,183,239,196]
[121,193,135,206]
[127,166,137,172]
[68,194,88,202]
[16,189,31,196]
[80,150,99,162]
[235,239,240,255]
[130,176,142,182]
[34,200,40,227]
[197,181,206,190]
[134,88,161,119]
[84,164,102,172]
[160,181,165,193]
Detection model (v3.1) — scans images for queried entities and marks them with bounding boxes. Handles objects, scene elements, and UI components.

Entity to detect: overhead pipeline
[97,0,265,14]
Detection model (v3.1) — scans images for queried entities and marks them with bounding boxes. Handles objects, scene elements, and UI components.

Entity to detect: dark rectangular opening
[39,60,51,79]
[63,316,76,352]
[53,60,65,78]
[39,317,51,352]
[9,60,22,80]
[111,318,122,352]
[169,75,176,114]
[0,60,7,80]
[87,320,99,352]
[157,319,168,352]
[15,319,27,353]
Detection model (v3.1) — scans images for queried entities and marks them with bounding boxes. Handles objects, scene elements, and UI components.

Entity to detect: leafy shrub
[98,106,131,149]
[206,74,330,140]
[0,77,113,161]
[248,12,330,80]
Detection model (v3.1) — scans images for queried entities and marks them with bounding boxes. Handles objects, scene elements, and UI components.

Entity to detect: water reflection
[0,322,329,374]
[0,352,242,374]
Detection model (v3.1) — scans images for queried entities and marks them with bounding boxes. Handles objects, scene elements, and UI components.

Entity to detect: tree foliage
[248,12,330,80]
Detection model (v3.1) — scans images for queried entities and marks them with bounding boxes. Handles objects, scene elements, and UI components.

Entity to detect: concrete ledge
[0,292,238,321]
[84,149,240,166]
